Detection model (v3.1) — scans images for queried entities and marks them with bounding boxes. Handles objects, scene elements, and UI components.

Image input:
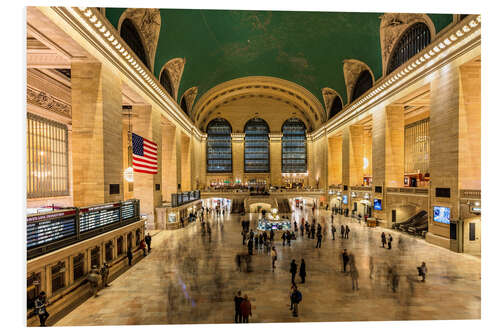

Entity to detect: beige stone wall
[180,132,192,191]
[349,125,364,186]
[385,106,405,188]
[328,135,342,185]
[162,121,177,200]
[71,61,123,207]
[458,61,481,190]
[269,134,282,186]
[363,129,372,178]
[231,135,244,184]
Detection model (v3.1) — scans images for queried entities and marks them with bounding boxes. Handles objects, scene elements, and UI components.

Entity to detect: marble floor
[55,207,481,326]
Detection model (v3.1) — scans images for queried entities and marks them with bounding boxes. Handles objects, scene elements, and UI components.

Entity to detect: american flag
[132,133,158,174]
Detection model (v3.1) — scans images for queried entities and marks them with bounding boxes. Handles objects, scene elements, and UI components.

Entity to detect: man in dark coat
[381,232,386,248]
[248,237,253,255]
[234,290,243,323]
[342,249,349,273]
[331,224,336,240]
[145,233,152,253]
[270,228,274,242]
[340,225,345,238]
[299,259,306,283]
[310,224,316,239]
[290,259,298,284]
[316,231,323,248]
[34,291,49,326]
[345,225,350,239]
[282,231,287,246]
[300,223,305,237]
[127,247,133,266]
[387,233,393,250]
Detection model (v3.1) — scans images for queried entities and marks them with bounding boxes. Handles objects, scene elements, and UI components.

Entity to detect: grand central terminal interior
[23,5,482,327]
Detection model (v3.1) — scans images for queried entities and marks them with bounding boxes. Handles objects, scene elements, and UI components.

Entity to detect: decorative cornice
[27,86,71,118]
[312,15,481,141]
[343,59,375,104]
[46,7,203,141]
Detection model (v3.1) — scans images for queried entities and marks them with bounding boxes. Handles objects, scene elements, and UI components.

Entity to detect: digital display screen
[433,206,450,224]
[27,215,76,248]
[342,195,348,204]
[374,199,382,211]
[79,206,120,232]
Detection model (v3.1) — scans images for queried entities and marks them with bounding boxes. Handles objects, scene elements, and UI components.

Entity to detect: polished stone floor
[55,206,481,326]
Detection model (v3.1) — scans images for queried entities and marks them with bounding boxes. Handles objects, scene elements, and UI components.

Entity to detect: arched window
[387,22,431,75]
[351,70,373,102]
[329,96,343,119]
[206,118,232,173]
[120,18,150,70]
[244,118,270,173]
[282,118,307,173]
[180,96,188,115]
[160,69,173,97]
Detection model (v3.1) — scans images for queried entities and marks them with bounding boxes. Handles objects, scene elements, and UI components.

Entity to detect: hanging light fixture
[124,108,134,183]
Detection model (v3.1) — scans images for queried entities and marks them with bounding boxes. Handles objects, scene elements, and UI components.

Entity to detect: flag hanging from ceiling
[132,133,158,174]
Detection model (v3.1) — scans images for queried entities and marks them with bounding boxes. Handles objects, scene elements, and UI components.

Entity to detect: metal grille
[282,118,307,173]
[329,96,343,119]
[105,241,113,262]
[117,236,124,256]
[404,118,430,174]
[27,113,69,198]
[160,69,173,97]
[244,118,270,173]
[120,18,150,70]
[51,261,66,293]
[90,246,100,268]
[73,253,85,281]
[351,70,373,102]
[206,118,232,173]
[387,22,431,75]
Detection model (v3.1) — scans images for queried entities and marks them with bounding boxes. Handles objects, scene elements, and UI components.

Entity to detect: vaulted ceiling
[105,8,453,117]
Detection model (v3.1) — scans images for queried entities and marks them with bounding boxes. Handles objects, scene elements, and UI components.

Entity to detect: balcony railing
[386,187,429,195]
[27,199,140,260]
[460,189,481,199]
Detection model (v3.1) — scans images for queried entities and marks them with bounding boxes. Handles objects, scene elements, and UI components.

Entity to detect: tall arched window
[244,118,270,173]
[387,22,431,75]
[282,118,307,173]
[329,96,343,119]
[159,69,173,97]
[206,118,232,173]
[120,18,150,71]
[351,70,373,102]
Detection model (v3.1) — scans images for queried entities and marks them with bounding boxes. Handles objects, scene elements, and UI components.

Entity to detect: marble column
[269,133,282,186]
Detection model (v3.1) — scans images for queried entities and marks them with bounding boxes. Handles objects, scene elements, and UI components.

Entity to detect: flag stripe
[132,133,158,174]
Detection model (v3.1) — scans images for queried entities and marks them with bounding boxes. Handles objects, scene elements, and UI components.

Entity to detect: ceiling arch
[193,76,325,132]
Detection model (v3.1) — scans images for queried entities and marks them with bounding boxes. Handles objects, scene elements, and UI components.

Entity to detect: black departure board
[27,210,76,248]
[79,203,121,232]
[121,201,136,220]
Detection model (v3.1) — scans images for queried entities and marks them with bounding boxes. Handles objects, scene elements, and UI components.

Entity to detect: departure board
[79,203,121,232]
[27,210,76,248]
[121,201,136,220]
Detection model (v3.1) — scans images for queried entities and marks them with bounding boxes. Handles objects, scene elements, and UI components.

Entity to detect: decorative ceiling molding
[180,86,198,118]
[193,76,325,131]
[118,8,161,72]
[343,59,375,104]
[379,13,436,76]
[46,7,202,140]
[321,87,343,115]
[311,15,481,141]
[27,86,71,118]
[160,58,186,102]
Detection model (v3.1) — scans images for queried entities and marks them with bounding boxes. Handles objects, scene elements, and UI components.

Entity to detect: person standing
[350,264,359,291]
[248,237,253,256]
[286,231,292,247]
[100,262,110,288]
[299,259,306,283]
[418,262,427,282]
[387,234,393,250]
[88,265,100,297]
[290,259,298,284]
[240,295,252,323]
[271,246,278,272]
[127,247,133,266]
[300,223,304,237]
[381,232,386,248]
[233,290,243,323]
[270,228,274,242]
[282,232,287,246]
[316,231,323,248]
[305,222,310,238]
[140,239,147,256]
[331,224,336,240]
[345,225,350,239]
[294,220,298,232]
[311,224,316,239]
[290,286,302,317]
[34,291,49,327]
[342,249,349,273]
[242,230,247,245]
[145,233,152,253]
[340,225,345,239]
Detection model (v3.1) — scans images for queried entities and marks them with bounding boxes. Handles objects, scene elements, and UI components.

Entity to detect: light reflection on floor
[55,207,480,326]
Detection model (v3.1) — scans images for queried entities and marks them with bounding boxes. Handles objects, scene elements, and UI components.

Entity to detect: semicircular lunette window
[329,96,343,119]
[282,118,307,173]
[244,118,270,173]
[120,18,150,71]
[206,118,232,173]
[387,22,431,75]
[351,70,373,102]
[160,69,173,97]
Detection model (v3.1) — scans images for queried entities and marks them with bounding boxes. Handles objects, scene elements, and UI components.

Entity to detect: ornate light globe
[124,166,134,182]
